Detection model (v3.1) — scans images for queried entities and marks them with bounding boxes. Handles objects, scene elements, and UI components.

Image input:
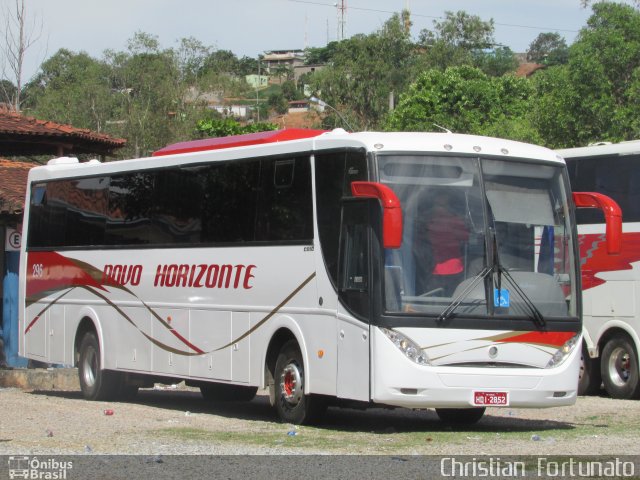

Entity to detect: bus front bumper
[371,330,580,410]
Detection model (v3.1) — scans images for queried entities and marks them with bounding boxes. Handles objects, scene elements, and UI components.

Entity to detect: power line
[287,0,580,34]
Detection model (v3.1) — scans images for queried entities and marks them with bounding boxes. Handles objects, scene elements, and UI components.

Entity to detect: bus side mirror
[351,181,402,249]
[573,191,622,255]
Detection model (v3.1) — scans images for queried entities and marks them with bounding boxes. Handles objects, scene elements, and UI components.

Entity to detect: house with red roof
[0,107,125,367]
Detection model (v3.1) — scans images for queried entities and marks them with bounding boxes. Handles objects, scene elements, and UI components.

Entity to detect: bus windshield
[379,154,577,320]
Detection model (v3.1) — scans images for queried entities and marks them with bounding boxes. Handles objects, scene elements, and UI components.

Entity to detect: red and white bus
[19,129,620,424]
[560,141,640,399]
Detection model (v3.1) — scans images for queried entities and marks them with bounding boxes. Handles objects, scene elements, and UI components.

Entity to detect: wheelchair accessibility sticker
[494,288,510,308]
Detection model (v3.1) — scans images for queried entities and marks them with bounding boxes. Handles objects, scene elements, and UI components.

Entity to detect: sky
[0,0,628,82]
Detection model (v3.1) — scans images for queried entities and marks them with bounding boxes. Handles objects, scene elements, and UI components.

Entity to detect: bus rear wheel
[78,332,119,401]
[600,334,640,399]
[273,339,326,425]
[578,343,602,396]
[435,407,486,425]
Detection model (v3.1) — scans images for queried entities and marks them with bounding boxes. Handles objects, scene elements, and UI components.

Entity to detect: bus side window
[315,149,368,289]
[255,156,313,242]
[342,224,369,291]
[338,199,373,319]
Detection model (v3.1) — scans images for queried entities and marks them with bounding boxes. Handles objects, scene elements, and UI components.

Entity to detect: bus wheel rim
[608,346,631,387]
[82,347,97,388]
[280,363,303,406]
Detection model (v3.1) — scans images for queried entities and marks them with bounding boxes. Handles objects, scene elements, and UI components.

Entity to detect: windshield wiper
[437,265,492,322]
[497,267,546,328]
[438,229,547,328]
[438,225,500,322]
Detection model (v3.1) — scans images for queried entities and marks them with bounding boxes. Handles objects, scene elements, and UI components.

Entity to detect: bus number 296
[32,263,44,278]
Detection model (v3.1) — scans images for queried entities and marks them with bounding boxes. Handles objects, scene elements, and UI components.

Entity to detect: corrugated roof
[0,158,35,215]
[0,106,126,156]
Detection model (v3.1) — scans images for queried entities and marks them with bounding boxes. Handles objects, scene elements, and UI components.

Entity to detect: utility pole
[403,0,411,35]
[336,0,347,41]
[256,59,261,122]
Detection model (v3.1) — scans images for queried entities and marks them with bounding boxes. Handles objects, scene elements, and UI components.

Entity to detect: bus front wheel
[273,339,326,425]
[601,334,640,399]
[78,332,119,401]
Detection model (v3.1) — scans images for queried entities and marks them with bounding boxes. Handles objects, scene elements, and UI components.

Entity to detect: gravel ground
[0,385,639,456]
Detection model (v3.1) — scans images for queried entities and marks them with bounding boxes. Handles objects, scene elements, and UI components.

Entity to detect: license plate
[473,391,509,406]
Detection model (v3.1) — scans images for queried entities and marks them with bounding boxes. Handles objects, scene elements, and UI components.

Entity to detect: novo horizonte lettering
[102,263,256,289]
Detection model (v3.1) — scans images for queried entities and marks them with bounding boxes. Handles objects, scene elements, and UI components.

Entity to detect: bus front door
[336,199,376,402]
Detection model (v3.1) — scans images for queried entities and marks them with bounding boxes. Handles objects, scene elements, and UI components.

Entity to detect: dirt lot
[0,384,639,456]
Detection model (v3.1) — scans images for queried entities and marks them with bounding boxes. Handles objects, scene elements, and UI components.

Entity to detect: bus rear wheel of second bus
[600,334,640,399]
[273,339,327,425]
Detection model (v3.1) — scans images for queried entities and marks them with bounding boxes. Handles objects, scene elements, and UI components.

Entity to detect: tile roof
[515,63,546,78]
[0,158,36,215]
[0,106,126,156]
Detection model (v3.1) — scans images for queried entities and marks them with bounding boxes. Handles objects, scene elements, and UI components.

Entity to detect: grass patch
[150,401,640,454]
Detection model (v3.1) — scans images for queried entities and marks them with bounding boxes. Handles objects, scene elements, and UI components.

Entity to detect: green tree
[195,117,277,137]
[268,92,289,114]
[526,32,569,65]
[580,0,640,7]
[307,11,416,129]
[281,80,301,101]
[531,2,640,146]
[201,49,240,75]
[0,79,17,106]
[103,32,217,158]
[175,36,211,83]
[420,10,494,49]
[105,33,183,157]
[416,10,508,76]
[24,49,115,133]
[386,66,540,143]
[472,46,519,76]
[304,42,341,64]
[237,56,259,76]
[529,66,581,148]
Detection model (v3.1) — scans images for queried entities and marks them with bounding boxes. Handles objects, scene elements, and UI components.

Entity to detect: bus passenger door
[336,199,373,402]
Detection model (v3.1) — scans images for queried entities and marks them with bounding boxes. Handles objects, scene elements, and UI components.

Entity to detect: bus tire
[578,343,602,396]
[78,332,119,401]
[273,339,326,425]
[200,383,258,402]
[435,407,485,425]
[601,334,640,399]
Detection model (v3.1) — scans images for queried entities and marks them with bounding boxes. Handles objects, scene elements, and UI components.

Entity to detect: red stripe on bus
[153,128,327,156]
[498,331,575,347]
[24,315,40,334]
[169,328,204,354]
[27,251,107,299]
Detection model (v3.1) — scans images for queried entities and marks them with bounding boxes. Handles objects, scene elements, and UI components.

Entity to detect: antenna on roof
[433,124,452,134]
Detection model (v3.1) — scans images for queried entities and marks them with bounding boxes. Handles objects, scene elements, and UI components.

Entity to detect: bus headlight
[546,334,580,368]
[381,328,430,366]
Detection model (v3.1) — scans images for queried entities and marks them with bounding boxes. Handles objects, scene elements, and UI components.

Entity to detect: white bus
[560,140,640,399]
[19,128,620,425]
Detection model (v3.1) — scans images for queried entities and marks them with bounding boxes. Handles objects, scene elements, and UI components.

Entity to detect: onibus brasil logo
[8,457,73,479]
